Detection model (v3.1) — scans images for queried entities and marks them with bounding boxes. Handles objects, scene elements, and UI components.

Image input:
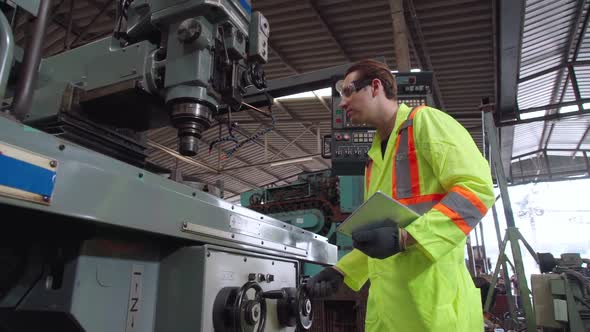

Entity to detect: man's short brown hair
[345,59,397,100]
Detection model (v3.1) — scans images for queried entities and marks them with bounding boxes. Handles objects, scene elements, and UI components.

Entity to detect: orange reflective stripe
[409,105,425,120]
[398,193,444,206]
[450,185,488,216]
[407,106,425,197]
[392,105,426,199]
[391,136,402,199]
[407,124,420,196]
[365,160,373,192]
[434,203,472,235]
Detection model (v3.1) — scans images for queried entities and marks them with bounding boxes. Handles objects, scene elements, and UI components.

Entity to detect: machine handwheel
[276,287,313,330]
[296,286,313,330]
[213,281,267,332]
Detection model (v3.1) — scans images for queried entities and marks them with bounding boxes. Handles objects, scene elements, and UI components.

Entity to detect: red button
[335,118,342,123]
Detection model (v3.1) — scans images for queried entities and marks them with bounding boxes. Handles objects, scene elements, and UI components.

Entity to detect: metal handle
[0,10,14,105]
[263,289,287,300]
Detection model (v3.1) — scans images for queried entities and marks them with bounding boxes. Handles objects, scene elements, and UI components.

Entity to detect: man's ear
[371,78,381,98]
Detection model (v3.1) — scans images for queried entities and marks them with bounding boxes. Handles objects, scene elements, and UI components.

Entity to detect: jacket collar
[367,103,412,166]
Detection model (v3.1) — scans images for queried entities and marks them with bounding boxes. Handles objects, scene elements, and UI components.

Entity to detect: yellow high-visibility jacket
[336,103,494,331]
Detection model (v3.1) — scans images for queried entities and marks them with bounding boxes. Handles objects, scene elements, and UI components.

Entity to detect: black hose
[11,0,51,121]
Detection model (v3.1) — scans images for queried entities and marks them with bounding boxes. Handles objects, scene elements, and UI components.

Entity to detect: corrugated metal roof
[10,0,499,199]
[513,121,545,157]
[511,0,590,179]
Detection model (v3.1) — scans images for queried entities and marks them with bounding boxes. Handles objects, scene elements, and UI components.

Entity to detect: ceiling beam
[232,126,313,173]
[87,0,115,19]
[69,0,114,47]
[274,100,331,168]
[308,0,352,62]
[573,125,590,157]
[498,0,525,119]
[388,0,411,71]
[269,43,298,74]
[257,43,332,169]
[148,139,262,191]
[540,0,587,151]
[199,134,285,183]
[404,0,446,110]
[244,108,326,169]
[51,13,82,38]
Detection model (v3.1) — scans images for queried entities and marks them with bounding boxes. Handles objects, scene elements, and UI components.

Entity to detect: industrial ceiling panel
[10,0,501,196]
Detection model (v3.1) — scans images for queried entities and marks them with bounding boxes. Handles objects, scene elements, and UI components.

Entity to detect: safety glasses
[335,79,373,98]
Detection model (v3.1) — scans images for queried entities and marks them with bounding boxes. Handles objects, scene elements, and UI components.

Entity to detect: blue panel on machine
[0,153,56,197]
[239,0,252,14]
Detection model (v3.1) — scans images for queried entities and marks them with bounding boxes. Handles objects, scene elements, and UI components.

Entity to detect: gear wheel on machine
[276,287,313,330]
[213,281,267,332]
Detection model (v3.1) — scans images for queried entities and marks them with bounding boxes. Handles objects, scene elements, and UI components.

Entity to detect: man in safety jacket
[306,59,495,331]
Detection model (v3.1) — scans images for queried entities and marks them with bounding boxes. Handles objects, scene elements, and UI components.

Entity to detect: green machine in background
[241,171,364,275]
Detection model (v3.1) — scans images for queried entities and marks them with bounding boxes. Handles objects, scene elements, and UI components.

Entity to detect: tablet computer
[336,191,420,237]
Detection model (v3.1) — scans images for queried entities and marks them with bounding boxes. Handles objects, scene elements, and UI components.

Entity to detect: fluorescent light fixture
[519,110,546,120]
[270,156,314,167]
[313,87,332,97]
[391,69,421,73]
[276,88,332,100]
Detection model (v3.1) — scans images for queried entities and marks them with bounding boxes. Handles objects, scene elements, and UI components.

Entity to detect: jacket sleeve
[335,249,369,291]
[404,108,495,262]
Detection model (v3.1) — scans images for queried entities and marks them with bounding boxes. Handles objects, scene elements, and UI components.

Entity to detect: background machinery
[531,253,590,332]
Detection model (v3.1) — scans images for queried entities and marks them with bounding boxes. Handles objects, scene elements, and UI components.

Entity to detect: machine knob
[245,301,262,325]
[266,274,275,282]
[177,18,202,43]
[258,273,266,282]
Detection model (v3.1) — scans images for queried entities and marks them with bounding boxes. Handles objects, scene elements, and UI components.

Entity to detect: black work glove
[352,220,400,259]
[305,267,344,298]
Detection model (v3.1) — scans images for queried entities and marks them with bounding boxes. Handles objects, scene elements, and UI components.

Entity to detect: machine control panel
[332,130,375,159]
[329,72,434,175]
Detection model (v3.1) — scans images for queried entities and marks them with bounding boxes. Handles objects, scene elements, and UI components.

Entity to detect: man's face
[337,71,376,125]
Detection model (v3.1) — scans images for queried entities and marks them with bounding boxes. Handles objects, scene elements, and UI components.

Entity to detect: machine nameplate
[229,214,260,235]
